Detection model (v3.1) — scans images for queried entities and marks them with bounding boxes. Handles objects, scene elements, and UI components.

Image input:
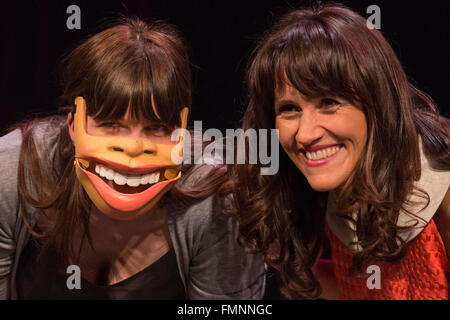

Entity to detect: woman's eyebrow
[275,99,298,109]
[115,118,158,125]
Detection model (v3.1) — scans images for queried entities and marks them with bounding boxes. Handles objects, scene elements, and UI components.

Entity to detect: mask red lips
[79,159,180,212]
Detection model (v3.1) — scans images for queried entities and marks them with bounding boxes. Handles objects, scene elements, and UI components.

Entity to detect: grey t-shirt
[0,122,266,299]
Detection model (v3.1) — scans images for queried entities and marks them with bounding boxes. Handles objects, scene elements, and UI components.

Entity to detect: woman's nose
[295,111,324,146]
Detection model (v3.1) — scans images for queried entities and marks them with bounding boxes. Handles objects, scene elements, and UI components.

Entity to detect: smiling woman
[231,3,449,300]
[0,17,265,300]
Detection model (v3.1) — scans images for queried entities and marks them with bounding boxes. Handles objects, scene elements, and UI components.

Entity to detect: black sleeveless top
[16,237,186,299]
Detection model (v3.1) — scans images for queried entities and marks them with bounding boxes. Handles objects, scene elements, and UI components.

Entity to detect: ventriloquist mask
[72,96,188,220]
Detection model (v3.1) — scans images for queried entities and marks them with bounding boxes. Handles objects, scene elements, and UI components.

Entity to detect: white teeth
[94,165,162,187]
[326,148,333,157]
[113,173,127,185]
[105,168,114,180]
[140,174,151,185]
[126,175,141,187]
[150,171,160,184]
[305,146,341,161]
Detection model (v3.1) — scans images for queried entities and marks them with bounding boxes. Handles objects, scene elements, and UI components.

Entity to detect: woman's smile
[300,144,343,167]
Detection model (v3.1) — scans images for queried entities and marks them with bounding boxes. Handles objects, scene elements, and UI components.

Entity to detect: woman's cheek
[276,119,298,150]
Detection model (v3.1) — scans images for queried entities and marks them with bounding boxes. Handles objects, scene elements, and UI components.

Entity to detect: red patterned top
[326,220,449,299]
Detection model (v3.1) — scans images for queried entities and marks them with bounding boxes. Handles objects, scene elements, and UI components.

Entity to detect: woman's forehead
[274,66,359,104]
[275,81,300,101]
[91,98,164,123]
[274,74,313,102]
[122,105,162,123]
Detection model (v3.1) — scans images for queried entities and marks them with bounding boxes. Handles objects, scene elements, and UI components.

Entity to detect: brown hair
[232,3,449,299]
[13,18,223,266]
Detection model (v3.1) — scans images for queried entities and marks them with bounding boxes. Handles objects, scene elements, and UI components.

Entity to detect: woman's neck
[89,204,168,234]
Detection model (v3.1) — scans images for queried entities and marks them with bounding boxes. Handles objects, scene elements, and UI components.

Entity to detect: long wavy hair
[12,18,227,267]
[232,3,449,299]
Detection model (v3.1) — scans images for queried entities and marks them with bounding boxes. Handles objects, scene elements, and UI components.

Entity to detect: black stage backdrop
[0,0,449,134]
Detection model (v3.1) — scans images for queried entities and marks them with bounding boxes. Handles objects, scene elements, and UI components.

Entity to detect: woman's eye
[320,98,341,108]
[276,104,301,115]
[145,125,170,136]
[99,122,122,128]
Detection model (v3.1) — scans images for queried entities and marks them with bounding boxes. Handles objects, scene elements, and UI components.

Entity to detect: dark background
[0,0,449,135]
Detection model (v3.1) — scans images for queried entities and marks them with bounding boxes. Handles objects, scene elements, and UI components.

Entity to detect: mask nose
[109,139,154,157]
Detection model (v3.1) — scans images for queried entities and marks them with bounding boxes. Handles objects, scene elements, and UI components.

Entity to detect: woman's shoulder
[394,139,449,242]
[0,118,65,233]
[0,129,24,238]
[0,127,27,205]
[169,167,230,226]
[167,162,234,238]
[0,128,22,150]
[1,117,65,156]
[326,138,450,248]
[30,117,66,156]
[406,139,450,213]
[0,118,65,186]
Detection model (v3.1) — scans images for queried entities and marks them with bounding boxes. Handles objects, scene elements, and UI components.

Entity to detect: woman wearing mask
[0,18,265,299]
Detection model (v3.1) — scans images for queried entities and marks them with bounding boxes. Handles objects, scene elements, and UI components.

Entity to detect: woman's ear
[67,111,75,142]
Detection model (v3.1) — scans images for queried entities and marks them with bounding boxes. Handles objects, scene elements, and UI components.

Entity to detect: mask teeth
[94,163,167,188]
